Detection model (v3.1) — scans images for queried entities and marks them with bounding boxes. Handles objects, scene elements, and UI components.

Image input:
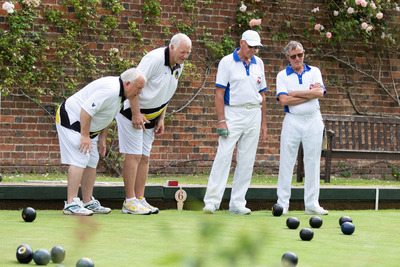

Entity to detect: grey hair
[284,41,304,55]
[120,68,147,84]
[169,33,192,50]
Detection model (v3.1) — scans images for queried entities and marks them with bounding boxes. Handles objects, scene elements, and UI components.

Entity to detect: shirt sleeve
[81,83,115,117]
[258,59,268,92]
[215,56,229,89]
[276,71,288,100]
[313,67,326,94]
[137,51,160,80]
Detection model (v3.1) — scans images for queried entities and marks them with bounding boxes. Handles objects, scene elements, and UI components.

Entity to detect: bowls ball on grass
[16,244,34,264]
[272,203,283,216]
[76,257,94,267]
[33,249,51,265]
[281,251,298,266]
[309,216,323,228]
[22,207,37,222]
[299,228,314,241]
[286,217,300,229]
[51,246,66,263]
[339,215,353,226]
[341,222,355,235]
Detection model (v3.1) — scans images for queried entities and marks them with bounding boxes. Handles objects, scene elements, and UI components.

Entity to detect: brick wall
[1,0,400,178]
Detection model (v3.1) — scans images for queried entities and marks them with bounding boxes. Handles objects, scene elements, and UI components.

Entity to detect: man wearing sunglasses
[275,41,328,215]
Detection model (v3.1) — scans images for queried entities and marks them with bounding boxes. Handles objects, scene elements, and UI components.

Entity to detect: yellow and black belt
[56,101,101,139]
[120,102,168,129]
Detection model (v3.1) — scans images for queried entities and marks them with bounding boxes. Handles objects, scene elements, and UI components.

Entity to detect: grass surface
[2,172,400,186]
[1,209,400,266]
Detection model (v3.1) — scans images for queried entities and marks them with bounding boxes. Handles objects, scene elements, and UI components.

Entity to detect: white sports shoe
[63,197,93,216]
[139,197,159,214]
[84,196,111,214]
[283,207,289,215]
[203,203,216,214]
[229,207,251,215]
[305,206,329,215]
[122,198,151,215]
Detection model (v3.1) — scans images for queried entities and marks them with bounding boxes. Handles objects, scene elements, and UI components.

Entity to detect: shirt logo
[174,70,179,80]
[92,103,96,107]
[257,77,261,84]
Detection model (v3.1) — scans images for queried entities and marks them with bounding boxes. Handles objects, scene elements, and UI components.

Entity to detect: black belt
[59,101,100,139]
[120,107,162,129]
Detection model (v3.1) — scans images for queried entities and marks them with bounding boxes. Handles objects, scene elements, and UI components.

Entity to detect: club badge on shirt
[174,70,179,79]
[257,76,261,84]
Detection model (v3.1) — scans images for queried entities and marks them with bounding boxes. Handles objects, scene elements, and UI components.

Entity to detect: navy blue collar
[164,47,181,74]
[285,63,311,76]
[233,48,257,64]
[119,77,126,103]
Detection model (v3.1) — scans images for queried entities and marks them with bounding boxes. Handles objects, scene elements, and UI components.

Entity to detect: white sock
[126,197,136,203]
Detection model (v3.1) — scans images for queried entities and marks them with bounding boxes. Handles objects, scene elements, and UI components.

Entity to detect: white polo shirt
[216,48,267,105]
[276,63,326,115]
[59,76,124,132]
[120,47,182,125]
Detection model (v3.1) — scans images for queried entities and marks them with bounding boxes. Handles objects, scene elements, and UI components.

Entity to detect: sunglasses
[247,44,260,49]
[288,53,304,60]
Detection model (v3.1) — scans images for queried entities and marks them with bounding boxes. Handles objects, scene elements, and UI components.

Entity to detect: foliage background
[1,0,400,178]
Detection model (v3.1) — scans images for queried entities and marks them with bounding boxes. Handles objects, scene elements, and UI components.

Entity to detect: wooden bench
[297,114,400,183]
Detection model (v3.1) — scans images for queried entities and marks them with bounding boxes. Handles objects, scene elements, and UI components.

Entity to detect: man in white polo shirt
[116,33,192,215]
[276,40,328,215]
[56,68,146,216]
[203,30,267,215]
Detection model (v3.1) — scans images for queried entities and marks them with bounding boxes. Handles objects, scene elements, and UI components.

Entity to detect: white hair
[120,68,147,84]
[169,33,192,50]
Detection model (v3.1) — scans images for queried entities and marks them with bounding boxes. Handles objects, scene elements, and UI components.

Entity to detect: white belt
[228,104,262,109]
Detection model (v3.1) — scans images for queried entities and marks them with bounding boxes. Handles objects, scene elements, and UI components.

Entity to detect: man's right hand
[132,113,150,131]
[79,135,92,154]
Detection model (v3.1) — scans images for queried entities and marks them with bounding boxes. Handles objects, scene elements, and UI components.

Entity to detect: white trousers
[204,106,261,210]
[277,112,324,210]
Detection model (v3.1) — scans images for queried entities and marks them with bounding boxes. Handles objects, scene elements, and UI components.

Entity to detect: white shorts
[115,113,155,156]
[56,123,99,168]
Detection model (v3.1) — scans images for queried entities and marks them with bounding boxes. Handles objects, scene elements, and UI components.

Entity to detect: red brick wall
[1,0,400,178]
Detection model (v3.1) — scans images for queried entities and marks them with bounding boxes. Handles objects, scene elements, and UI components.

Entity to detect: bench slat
[345,121,349,149]
[377,123,381,150]
[351,121,356,149]
[371,123,375,150]
[364,121,368,150]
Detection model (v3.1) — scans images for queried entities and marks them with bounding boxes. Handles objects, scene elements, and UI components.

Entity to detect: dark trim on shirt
[119,77,126,103]
[164,47,181,74]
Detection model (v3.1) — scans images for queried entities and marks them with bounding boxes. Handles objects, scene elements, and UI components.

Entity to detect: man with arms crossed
[116,33,192,215]
[276,41,328,215]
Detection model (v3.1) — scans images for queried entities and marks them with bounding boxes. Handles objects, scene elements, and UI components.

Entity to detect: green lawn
[1,209,400,266]
[2,172,400,186]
